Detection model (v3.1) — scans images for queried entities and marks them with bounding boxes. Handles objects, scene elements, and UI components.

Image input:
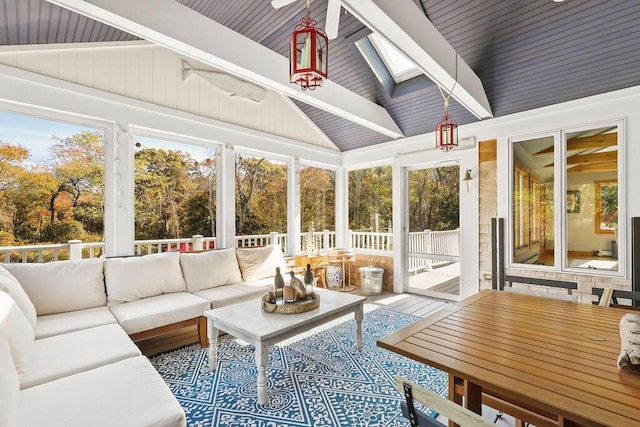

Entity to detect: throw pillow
[0,265,37,330]
[105,252,186,305]
[0,291,35,378]
[236,245,288,282]
[3,258,106,316]
[180,248,243,292]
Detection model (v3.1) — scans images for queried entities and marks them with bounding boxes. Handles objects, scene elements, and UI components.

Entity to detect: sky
[0,110,98,165]
[0,110,213,164]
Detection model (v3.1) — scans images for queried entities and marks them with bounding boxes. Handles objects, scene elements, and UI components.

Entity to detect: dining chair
[396,376,494,427]
[592,287,640,310]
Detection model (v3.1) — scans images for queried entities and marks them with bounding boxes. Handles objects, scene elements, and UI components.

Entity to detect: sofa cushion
[18,356,186,427]
[105,252,187,306]
[180,248,243,292]
[3,258,106,316]
[194,283,271,309]
[236,244,288,282]
[0,265,37,330]
[21,323,141,389]
[0,291,34,378]
[109,292,210,335]
[35,306,118,339]
[0,330,19,427]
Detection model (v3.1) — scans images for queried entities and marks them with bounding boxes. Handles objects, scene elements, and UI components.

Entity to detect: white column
[335,167,348,248]
[287,158,301,256]
[216,144,236,249]
[392,161,408,294]
[104,122,135,256]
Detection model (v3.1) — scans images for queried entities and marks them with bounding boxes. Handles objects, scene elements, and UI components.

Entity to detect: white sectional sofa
[0,244,290,427]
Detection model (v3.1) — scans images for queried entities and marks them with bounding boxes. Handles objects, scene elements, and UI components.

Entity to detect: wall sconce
[463,169,472,192]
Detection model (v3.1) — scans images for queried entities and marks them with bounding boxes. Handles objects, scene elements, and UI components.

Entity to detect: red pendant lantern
[289,1,328,90]
[435,111,458,152]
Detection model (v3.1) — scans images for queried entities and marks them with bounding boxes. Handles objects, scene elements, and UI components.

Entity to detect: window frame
[508,119,625,277]
[594,179,618,235]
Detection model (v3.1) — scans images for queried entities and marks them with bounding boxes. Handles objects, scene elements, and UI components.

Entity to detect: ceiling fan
[271,0,342,39]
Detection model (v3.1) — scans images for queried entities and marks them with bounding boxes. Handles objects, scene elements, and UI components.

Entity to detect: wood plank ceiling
[1,0,640,151]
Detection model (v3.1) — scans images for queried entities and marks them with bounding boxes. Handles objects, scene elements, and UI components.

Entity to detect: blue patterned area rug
[150,306,447,427]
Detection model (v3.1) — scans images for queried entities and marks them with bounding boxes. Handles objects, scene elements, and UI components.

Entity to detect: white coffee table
[204,289,366,405]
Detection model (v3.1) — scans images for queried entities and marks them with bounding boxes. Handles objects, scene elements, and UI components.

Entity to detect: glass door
[406,164,461,300]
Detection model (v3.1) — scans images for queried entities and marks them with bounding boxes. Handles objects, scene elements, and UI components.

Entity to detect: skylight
[367,33,422,83]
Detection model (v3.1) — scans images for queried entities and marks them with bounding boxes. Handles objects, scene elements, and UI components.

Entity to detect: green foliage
[134,147,211,240]
[349,166,393,231]
[40,220,86,242]
[600,183,618,227]
[0,231,15,246]
[301,166,335,231]
[408,167,459,232]
[235,154,287,235]
[0,132,105,246]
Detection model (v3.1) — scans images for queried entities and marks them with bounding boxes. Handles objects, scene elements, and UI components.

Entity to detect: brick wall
[479,140,497,291]
[345,253,394,292]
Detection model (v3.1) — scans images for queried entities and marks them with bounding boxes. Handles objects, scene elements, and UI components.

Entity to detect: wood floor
[135,290,449,357]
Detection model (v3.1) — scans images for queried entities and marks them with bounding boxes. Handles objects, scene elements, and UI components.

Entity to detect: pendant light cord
[438,53,458,112]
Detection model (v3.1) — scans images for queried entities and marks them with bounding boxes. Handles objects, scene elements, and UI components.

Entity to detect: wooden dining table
[377,289,640,427]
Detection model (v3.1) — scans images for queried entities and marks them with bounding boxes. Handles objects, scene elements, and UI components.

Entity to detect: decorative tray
[262,292,320,314]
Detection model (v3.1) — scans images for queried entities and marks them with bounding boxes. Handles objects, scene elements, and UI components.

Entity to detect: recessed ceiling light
[553,0,565,2]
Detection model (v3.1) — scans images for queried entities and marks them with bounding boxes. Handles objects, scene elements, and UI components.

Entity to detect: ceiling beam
[535,133,617,155]
[567,151,618,165]
[340,0,493,120]
[45,0,404,139]
[545,151,618,168]
[567,161,618,174]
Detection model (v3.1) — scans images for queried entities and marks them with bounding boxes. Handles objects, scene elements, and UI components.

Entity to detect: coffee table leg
[355,303,363,349]
[256,342,268,405]
[208,318,219,371]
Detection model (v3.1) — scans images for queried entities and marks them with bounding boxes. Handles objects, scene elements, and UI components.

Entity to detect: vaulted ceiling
[2,0,640,151]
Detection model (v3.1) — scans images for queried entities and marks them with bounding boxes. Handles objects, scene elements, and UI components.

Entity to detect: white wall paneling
[0,41,335,151]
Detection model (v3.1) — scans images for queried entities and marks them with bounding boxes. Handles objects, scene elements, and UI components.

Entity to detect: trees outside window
[300,165,335,232]
[134,136,216,240]
[595,180,617,234]
[235,154,287,236]
[0,111,105,256]
[348,166,392,232]
[408,166,459,233]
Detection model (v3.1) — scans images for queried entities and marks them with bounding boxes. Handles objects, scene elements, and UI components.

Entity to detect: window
[0,110,105,261]
[595,180,617,234]
[510,123,622,274]
[566,126,619,271]
[235,154,287,246]
[367,34,422,83]
[300,165,335,250]
[511,136,555,266]
[348,165,392,232]
[134,136,216,246]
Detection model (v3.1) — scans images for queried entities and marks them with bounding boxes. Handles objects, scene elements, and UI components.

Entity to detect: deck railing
[409,229,460,272]
[349,231,393,252]
[0,229,459,264]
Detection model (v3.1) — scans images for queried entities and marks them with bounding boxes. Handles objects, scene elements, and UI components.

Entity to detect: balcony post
[68,240,83,260]
[192,235,204,251]
[323,229,330,250]
[270,232,279,247]
[424,230,432,271]
[347,229,353,250]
